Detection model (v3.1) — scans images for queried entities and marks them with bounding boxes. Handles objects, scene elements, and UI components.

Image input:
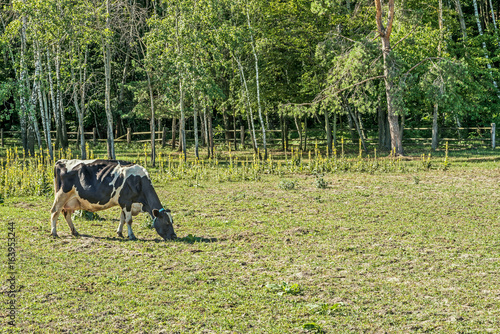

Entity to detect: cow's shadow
[74,233,218,244]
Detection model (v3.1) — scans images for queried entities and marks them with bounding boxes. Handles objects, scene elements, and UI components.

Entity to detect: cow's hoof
[51,233,59,238]
[128,235,137,241]
[72,231,80,237]
[117,232,124,238]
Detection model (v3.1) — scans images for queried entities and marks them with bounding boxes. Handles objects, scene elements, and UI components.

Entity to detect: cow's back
[54,159,138,207]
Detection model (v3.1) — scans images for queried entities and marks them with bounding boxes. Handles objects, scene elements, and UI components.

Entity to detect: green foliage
[266,282,303,296]
[306,302,344,315]
[73,210,101,221]
[314,175,328,189]
[303,322,324,333]
[3,0,500,157]
[175,234,213,243]
[278,179,296,190]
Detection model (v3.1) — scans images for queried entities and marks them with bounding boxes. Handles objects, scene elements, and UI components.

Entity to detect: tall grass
[0,141,449,198]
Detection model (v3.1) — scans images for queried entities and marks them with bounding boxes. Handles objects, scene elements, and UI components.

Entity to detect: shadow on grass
[72,233,218,244]
[174,234,218,244]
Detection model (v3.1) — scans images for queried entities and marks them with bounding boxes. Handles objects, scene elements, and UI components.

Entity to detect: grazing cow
[50,159,176,240]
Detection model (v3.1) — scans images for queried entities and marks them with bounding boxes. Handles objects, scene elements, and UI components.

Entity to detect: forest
[1,0,500,160]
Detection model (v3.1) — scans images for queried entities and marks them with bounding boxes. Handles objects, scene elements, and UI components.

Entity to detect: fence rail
[1,124,497,149]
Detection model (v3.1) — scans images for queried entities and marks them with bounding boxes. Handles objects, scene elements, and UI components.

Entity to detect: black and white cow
[50,159,176,240]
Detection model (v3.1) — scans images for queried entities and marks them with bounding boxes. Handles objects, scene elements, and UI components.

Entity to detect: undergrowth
[0,140,450,198]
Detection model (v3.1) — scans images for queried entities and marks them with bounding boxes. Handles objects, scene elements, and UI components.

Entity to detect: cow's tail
[53,161,62,194]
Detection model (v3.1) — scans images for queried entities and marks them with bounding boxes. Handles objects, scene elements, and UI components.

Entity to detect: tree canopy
[1,0,500,156]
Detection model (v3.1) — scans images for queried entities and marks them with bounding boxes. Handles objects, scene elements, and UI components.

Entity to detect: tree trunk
[171,117,177,149]
[378,101,391,149]
[455,116,462,139]
[223,107,230,146]
[333,112,337,148]
[233,113,237,150]
[118,45,130,113]
[432,0,443,152]
[375,0,403,155]
[247,112,257,154]
[294,116,302,151]
[46,48,57,157]
[27,80,42,152]
[432,104,439,151]
[104,0,115,160]
[56,44,68,149]
[147,71,155,166]
[247,7,267,159]
[281,114,285,151]
[346,107,356,143]
[302,115,307,152]
[208,110,214,158]
[345,100,367,152]
[473,0,500,99]
[35,43,52,157]
[357,112,366,143]
[489,0,500,51]
[200,106,206,147]
[19,13,28,153]
[303,116,308,151]
[51,46,61,149]
[236,57,258,154]
[455,0,467,41]
[179,80,187,161]
[325,108,333,157]
[194,97,199,159]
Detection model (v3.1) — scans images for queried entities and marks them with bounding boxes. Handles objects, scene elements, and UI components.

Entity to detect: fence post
[93,128,97,144]
[492,123,496,149]
[127,128,131,144]
[1,129,3,147]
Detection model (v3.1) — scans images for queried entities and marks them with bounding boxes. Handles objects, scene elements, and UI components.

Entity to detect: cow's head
[152,208,176,240]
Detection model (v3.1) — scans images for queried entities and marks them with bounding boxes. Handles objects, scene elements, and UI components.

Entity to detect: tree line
[1,0,500,162]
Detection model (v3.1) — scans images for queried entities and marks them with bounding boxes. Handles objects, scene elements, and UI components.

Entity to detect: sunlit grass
[1,163,500,332]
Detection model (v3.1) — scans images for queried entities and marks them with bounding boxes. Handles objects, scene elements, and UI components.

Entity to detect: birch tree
[375,0,403,155]
[472,0,500,100]
[104,0,115,159]
[246,1,267,159]
[432,0,444,151]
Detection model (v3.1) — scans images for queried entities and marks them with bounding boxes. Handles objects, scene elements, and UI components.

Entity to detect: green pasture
[1,148,500,332]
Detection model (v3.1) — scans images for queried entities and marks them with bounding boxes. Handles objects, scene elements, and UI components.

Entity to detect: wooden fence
[1,124,498,149]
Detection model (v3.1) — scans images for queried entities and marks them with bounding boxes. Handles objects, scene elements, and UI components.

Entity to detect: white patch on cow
[127,224,136,240]
[124,164,149,179]
[108,164,122,187]
[131,203,144,216]
[167,211,173,223]
[60,159,97,172]
[63,190,119,212]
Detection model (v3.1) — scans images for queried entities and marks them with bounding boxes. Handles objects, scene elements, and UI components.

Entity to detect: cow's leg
[116,210,125,238]
[50,210,60,237]
[123,210,136,241]
[62,209,79,236]
[50,192,72,237]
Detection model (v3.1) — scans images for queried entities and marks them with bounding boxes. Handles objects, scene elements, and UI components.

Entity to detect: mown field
[1,150,500,333]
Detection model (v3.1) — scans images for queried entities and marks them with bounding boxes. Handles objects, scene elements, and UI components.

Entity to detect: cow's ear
[152,209,160,218]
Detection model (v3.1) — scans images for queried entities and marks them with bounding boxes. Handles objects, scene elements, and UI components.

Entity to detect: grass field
[1,151,500,333]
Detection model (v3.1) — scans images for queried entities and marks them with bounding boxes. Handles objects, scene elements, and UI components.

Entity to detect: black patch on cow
[118,175,151,212]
